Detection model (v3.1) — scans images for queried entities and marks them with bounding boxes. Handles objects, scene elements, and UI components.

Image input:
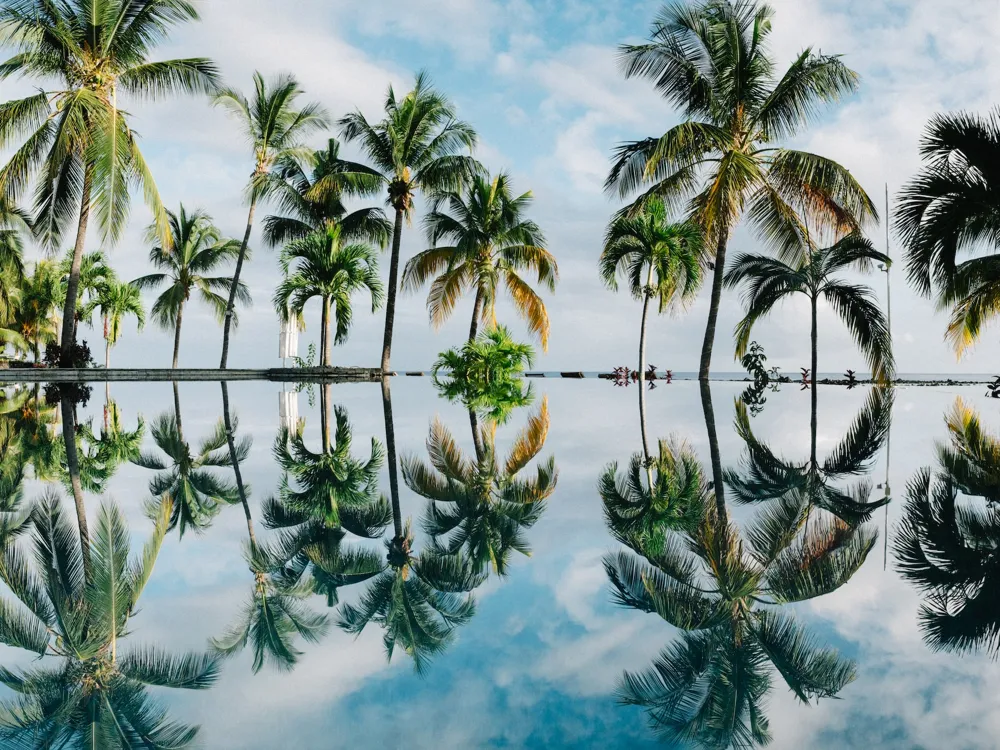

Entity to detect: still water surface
[0,378,994,749]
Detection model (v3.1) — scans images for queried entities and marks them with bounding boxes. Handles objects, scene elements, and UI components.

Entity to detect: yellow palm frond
[945,398,1000,468]
[427,417,472,482]
[944,281,1000,358]
[401,247,458,294]
[505,397,549,476]
[427,263,472,329]
[504,270,550,350]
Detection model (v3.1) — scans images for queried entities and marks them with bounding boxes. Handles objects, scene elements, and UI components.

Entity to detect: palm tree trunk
[221,382,255,548]
[173,381,183,436]
[810,293,818,466]
[61,166,94,365]
[638,265,654,491]
[469,287,484,342]
[321,295,331,368]
[470,408,484,462]
[220,198,257,370]
[172,301,185,369]
[321,382,331,453]
[381,208,405,373]
[699,379,727,524]
[60,397,91,580]
[698,231,730,382]
[104,338,110,369]
[381,376,402,539]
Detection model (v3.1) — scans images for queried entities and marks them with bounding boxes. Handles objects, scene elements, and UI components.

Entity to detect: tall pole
[883,183,892,569]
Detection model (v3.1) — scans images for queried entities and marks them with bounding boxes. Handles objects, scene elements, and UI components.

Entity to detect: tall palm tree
[605,497,872,746]
[896,109,1000,355]
[403,399,557,576]
[274,225,384,368]
[81,278,145,367]
[214,73,329,369]
[895,399,1000,655]
[212,383,329,672]
[339,71,479,372]
[132,412,242,538]
[0,494,220,747]
[263,403,391,606]
[133,204,247,368]
[61,249,116,344]
[0,197,27,320]
[0,0,219,362]
[600,199,704,469]
[606,0,876,380]
[402,171,557,346]
[263,138,391,249]
[724,234,896,430]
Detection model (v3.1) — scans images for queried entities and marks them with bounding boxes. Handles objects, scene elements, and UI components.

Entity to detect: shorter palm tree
[133,205,248,368]
[0,197,27,320]
[274,224,384,367]
[59,250,116,344]
[10,260,62,361]
[132,413,244,538]
[601,200,704,465]
[0,494,220,746]
[725,233,895,386]
[402,171,558,347]
[81,280,146,367]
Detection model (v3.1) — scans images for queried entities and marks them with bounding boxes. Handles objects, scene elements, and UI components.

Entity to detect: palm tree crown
[132,204,248,368]
[606,0,875,379]
[0,0,220,359]
[402,171,558,347]
[81,278,145,367]
[896,109,1000,355]
[339,70,479,371]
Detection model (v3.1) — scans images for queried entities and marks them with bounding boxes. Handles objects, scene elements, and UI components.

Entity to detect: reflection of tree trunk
[381,208,405,373]
[321,383,331,453]
[321,295,331,368]
[469,408,484,463]
[172,301,184,369]
[173,381,183,437]
[699,379,727,524]
[104,382,110,430]
[221,382,255,548]
[61,397,91,580]
[469,287,484,342]
[810,294,818,467]
[61,166,94,363]
[220,197,257,370]
[381,376,402,539]
[105,338,110,369]
[698,228,729,381]
[638,264,654,490]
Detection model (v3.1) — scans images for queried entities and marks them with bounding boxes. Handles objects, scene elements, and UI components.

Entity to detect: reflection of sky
[2,379,999,748]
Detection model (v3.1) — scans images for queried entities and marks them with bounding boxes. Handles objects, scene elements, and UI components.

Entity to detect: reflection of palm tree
[337,378,485,673]
[403,399,557,575]
[0,495,220,746]
[133,413,242,537]
[263,402,391,605]
[605,488,873,747]
[213,383,329,673]
[725,387,892,526]
[895,399,1000,655]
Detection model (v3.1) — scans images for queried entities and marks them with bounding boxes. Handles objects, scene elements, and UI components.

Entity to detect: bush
[44,340,95,369]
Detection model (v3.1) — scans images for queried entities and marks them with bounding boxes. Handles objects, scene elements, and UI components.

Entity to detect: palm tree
[606,0,876,380]
[339,71,479,372]
[61,249,116,344]
[81,278,145,367]
[274,225,384,368]
[211,383,329,673]
[0,197,27,320]
[263,138,391,248]
[132,412,242,538]
[601,200,704,468]
[262,403,391,606]
[0,494,220,747]
[10,260,61,362]
[724,234,896,429]
[895,399,1000,655]
[600,437,706,550]
[605,498,872,746]
[896,109,1000,355]
[214,73,329,369]
[726,387,893,528]
[0,0,220,362]
[133,204,248,368]
[94,399,145,473]
[403,399,557,576]
[402,171,558,346]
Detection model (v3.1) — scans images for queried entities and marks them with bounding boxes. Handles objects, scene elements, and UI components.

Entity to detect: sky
[3,0,1000,373]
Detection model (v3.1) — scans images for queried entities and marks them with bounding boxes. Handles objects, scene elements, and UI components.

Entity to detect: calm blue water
[0,377,995,749]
